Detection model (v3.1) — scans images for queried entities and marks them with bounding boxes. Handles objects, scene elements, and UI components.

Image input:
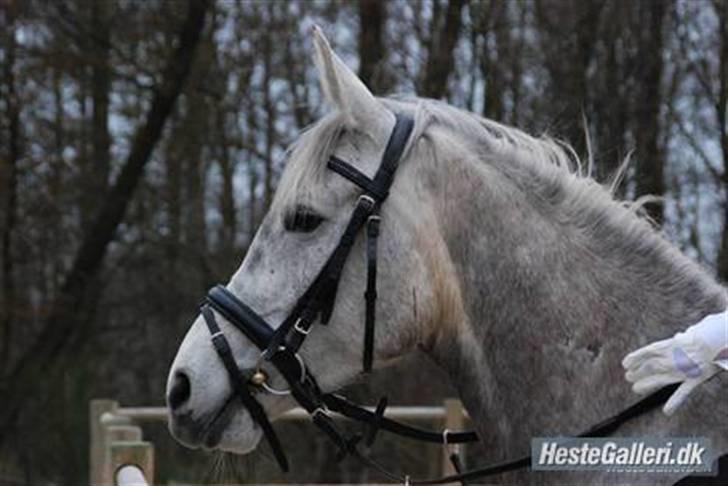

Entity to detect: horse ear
[312,26,390,128]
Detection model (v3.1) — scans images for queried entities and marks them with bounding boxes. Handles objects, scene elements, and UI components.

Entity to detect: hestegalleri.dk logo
[531,437,714,474]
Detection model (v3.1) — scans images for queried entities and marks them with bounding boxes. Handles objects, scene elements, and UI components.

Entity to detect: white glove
[622,310,728,415]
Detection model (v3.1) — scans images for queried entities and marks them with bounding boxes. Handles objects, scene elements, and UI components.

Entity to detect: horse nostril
[168,371,191,411]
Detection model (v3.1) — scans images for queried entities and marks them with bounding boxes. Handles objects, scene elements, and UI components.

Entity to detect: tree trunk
[90,0,112,199]
[0,0,211,437]
[262,6,275,213]
[714,0,728,280]
[215,105,237,259]
[164,123,183,267]
[535,0,604,155]
[50,65,66,298]
[182,96,209,268]
[473,0,506,120]
[176,21,213,273]
[358,0,389,93]
[593,0,629,188]
[1,2,19,368]
[421,0,467,99]
[633,0,667,225]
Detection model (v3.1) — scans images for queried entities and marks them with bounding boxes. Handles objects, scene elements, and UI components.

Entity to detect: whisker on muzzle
[205,451,232,484]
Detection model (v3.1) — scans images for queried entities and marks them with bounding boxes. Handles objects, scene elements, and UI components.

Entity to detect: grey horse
[167,27,727,484]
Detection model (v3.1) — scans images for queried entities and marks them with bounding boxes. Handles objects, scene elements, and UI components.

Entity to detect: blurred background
[0,0,726,483]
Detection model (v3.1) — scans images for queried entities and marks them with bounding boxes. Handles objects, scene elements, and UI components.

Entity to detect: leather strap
[347,383,681,484]
[269,114,414,364]
[449,452,468,485]
[204,286,482,443]
[201,284,678,483]
[200,305,289,472]
[328,156,388,201]
[370,114,415,199]
[267,194,377,356]
[363,214,380,372]
[322,393,479,444]
[207,285,273,349]
[364,396,388,447]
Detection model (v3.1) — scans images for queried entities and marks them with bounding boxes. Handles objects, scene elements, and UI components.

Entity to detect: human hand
[622,311,728,415]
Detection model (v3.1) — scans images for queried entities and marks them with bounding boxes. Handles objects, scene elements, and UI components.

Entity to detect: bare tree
[262,2,276,212]
[421,0,468,99]
[714,0,728,278]
[89,0,112,208]
[633,0,668,225]
[0,0,211,437]
[535,0,605,155]
[472,0,506,120]
[0,0,20,367]
[358,0,390,93]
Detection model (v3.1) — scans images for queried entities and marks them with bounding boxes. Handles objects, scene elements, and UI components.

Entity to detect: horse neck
[421,148,726,456]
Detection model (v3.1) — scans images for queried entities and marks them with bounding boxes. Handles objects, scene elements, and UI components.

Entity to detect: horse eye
[283,205,325,233]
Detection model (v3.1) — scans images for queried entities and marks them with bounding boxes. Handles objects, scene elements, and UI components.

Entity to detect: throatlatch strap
[200,305,289,472]
[363,214,380,372]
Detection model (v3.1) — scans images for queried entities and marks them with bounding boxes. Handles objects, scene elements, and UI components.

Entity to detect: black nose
[168,371,191,411]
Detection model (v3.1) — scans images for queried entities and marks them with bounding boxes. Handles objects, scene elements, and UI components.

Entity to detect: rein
[199,112,677,483]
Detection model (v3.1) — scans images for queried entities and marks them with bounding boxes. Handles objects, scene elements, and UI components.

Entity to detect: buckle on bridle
[442,428,451,446]
[252,350,307,396]
[293,317,310,335]
[442,427,461,455]
[358,194,376,211]
[311,406,331,420]
[260,344,285,361]
[366,214,381,238]
[367,214,381,229]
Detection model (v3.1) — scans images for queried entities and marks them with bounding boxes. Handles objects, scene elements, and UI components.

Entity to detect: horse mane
[278,95,644,218]
[275,96,716,292]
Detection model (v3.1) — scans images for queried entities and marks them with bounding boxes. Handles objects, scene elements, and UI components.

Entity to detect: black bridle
[198,112,678,484]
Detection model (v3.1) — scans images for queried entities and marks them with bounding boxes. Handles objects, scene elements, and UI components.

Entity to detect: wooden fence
[90,398,468,485]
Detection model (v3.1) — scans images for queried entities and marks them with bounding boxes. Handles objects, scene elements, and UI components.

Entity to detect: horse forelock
[273,111,346,210]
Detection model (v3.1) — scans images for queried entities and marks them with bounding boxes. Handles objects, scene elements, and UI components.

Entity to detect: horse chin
[214,413,263,455]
